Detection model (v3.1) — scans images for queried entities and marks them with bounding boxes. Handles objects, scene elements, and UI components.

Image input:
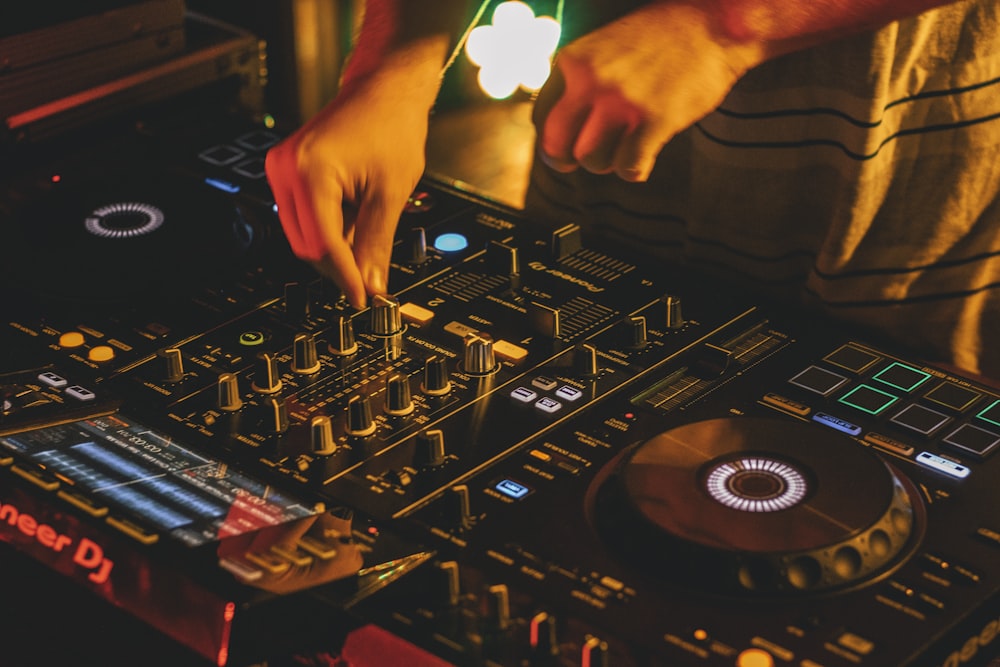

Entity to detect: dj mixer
[2,110,1000,667]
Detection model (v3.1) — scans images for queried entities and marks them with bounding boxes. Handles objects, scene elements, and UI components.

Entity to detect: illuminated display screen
[0,415,318,546]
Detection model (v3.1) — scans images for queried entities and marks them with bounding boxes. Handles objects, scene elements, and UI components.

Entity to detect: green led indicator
[838,384,899,415]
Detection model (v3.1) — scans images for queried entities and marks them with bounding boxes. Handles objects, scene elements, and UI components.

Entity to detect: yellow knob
[88,346,115,363]
[59,331,85,348]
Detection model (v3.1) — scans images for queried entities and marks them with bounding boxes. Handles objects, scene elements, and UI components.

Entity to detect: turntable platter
[588,417,925,595]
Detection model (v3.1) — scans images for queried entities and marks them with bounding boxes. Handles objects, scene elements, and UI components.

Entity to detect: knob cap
[264,396,289,434]
[345,394,376,437]
[370,294,402,336]
[421,355,451,395]
[251,351,283,394]
[414,429,446,468]
[160,347,185,383]
[664,295,684,330]
[551,223,582,259]
[463,333,496,375]
[291,333,321,374]
[626,315,648,348]
[328,315,358,356]
[217,373,243,411]
[485,240,519,276]
[310,415,336,455]
[384,373,414,416]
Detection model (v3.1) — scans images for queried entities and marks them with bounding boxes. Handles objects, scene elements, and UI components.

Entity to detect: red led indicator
[51,174,61,183]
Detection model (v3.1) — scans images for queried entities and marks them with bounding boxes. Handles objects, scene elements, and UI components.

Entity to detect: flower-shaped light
[464,1,561,99]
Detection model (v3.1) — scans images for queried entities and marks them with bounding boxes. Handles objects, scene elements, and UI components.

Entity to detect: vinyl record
[587,417,924,596]
[0,169,253,302]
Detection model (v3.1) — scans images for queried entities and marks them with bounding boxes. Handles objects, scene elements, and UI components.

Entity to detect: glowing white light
[463,1,561,99]
[704,457,808,513]
[84,202,165,239]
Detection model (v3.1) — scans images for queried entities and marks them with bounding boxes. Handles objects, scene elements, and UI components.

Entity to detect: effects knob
[574,343,599,377]
[159,347,185,383]
[291,332,321,374]
[463,333,497,375]
[421,355,452,395]
[664,295,685,330]
[328,315,358,356]
[529,611,560,660]
[345,394,376,437]
[405,226,428,264]
[251,351,283,394]
[582,637,610,667]
[384,373,414,416]
[310,415,336,455]
[264,396,289,434]
[625,315,648,348]
[284,281,310,320]
[217,373,243,412]
[414,429,446,468]
[445,484,473,530]
[370,294,402,336]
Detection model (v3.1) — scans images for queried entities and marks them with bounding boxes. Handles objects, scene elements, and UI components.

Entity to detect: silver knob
[345,394,376,437]
[664,295,684,329]
[328,315,358,356]
[310,415,336,455]
[217,373,243,412]
[384,373,414,416]
[251,351,283,394]
[370,294,402,336]
[463,332,496,375]
[291,333,321,374]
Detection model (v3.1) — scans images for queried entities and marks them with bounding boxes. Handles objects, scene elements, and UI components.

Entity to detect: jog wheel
[587,417,925,596]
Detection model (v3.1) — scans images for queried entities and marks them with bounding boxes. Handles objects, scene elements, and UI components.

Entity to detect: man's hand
[532,3,764,182]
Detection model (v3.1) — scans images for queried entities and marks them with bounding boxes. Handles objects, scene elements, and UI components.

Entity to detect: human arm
[265,0,471,309]
[533,0,965,182]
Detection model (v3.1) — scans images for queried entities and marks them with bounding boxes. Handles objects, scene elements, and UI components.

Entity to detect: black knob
[421,355,451,395]
[664,295,684,330]
[528,301,561,338]
[310,415,336,455]
[370,294,402,336]
[433,560,461,608]
[217,373,243,411]
[582,636,609,667]
[328,315,358,356]
[405,226,428,264]
[574,343,599,377]
[264,396,289,434]
[625,315,648,348]
[291,332,321,374]
[463,333,497,375]
[486,584,511,632]
[384,373,414,416]
[445,484,473,530]
[160,347,185,383]
[345,394,376,437]
[284,281,310,320]
[551,223,582,259]
[251,351,283,394]
[530,611,560,658]
[486,240,519,276]
[414,429,446,468]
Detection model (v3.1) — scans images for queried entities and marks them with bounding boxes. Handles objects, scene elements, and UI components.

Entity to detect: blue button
[812,412,862,436]
[433,233,469,252]
[916,451,971,479]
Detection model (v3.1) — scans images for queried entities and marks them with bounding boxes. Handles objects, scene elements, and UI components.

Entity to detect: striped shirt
[525,0,1000,376]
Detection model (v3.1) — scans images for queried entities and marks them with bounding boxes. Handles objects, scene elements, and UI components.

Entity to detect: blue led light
[434,232,469,252]
[204,177,241,194]
[495,479,531,499]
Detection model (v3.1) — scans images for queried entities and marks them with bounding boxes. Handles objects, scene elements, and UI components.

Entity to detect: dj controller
[3,110,1000,667]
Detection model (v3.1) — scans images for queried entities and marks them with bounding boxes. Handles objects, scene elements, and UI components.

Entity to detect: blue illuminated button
[916,451,971,479]
[789,366,848,396]
[510,386,538,403]
[838,385,898,415]
[204,177,241,194]
[495,479,531,499]
[890,404,951,436]
[873,363,932,393]
[812,412,862,436]
[555,385,583,402]
[535,397,562,414]
[943,424,1000,459]
[434,232,469,252]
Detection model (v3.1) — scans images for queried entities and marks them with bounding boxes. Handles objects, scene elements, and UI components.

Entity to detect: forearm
[340,0,474,109]
[710,0,965,57]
